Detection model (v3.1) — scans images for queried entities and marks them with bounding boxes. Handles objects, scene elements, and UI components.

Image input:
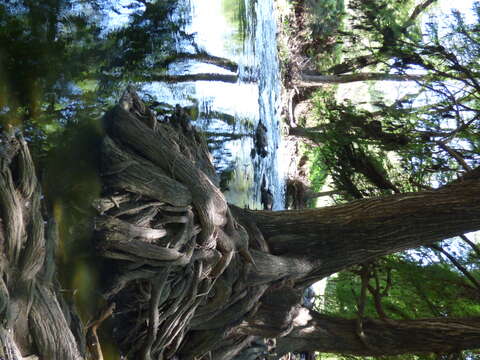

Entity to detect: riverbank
[274,0,322,206]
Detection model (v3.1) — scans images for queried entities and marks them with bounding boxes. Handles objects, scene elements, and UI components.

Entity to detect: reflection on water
[145,0,284,210]
[1,1,283,358]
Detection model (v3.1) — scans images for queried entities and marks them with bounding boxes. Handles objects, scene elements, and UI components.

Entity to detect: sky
[372,0,477,103]
[437,0,476,21]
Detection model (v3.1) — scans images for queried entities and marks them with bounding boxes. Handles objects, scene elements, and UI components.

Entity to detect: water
[144,0,284,210]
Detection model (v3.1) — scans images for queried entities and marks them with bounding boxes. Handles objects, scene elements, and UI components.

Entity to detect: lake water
[145,0,285,210]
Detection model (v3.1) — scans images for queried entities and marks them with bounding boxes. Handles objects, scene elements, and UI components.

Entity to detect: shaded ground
[275,1,331,209]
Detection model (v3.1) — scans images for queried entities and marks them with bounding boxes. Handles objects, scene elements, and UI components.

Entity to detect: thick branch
[276,310,480,356]
[249,168,480,280]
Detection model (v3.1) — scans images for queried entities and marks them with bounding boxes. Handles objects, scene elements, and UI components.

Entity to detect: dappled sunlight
[293,307,313,327]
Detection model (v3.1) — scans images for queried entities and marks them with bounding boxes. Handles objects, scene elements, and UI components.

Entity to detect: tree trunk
[248,168,480,282]
[0,131,83,359]
[298,72,425,85]
[276,310,480,356]
[85,90,480,359]
[4,89,480,360]
[288,126,323,144]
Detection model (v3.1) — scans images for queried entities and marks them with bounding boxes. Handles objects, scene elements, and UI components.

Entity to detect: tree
[288,1,480,200]
[320,0,438,75]
[0,129,83,359]
[316,239,480,360]
[3,89,480,359]
[295,0,480,89]
[2,1,480,359]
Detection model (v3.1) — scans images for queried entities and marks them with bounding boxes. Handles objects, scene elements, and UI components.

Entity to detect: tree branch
[460,234,480,259]
[436,141,472,172]
[405,0,438,27]
[429,244,480,291]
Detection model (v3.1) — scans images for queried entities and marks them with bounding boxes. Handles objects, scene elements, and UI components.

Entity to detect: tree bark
[276,310,480,356]
[248,168,480,282]
[0,130,83,359]
[298,72,425,85]
[96,91,480,359]
[5,89,480,360]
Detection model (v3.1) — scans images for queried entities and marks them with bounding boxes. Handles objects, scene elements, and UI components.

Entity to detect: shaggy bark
[0,130,83,359]
[276,310,480,356]
[248,168,480,283]
[93,90,480,359]
[3,88,480,360]
[95,88,271,360]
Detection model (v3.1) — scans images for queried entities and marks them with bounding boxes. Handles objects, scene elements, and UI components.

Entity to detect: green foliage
[306,0,346,39]
[304,3,480,358]
[0,0,212,171]
[324,253,480,325]
[303,88,412,199]
[305,146,328,193]
[320,239,480,360]
[305,0,346,70]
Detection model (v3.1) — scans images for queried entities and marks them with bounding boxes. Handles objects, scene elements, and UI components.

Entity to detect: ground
[275,0,335,209]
